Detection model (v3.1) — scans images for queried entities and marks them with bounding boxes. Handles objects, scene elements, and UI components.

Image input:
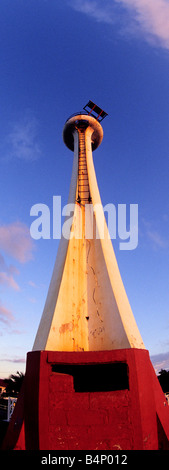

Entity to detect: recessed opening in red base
[51,362,129,392]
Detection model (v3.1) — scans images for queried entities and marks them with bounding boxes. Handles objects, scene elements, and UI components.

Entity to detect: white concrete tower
[33,103,145,352]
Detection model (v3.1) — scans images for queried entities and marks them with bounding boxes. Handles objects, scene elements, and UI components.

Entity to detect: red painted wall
[2,349,169,450]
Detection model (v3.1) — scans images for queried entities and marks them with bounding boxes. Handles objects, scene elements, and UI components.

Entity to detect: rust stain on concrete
[59,322,73,335]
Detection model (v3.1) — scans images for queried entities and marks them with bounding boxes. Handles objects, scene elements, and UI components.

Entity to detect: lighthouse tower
[2,102,169,450]
[33,104,144,353]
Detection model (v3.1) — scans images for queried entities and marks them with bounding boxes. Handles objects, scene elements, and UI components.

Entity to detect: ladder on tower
[77,130,91,205]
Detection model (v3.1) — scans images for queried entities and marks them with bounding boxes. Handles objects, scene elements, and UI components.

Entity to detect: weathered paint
[33,114,144,352]
[3,349,169,450]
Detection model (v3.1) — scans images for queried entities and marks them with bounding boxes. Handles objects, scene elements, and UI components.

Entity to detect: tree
[4,371,24,397]
[158,369,169,393]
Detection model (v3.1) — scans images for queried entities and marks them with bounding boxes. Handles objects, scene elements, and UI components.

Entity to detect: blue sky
[0,0,169,378]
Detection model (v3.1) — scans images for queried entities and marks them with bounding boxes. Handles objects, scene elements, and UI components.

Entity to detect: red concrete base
[2,349,169,450]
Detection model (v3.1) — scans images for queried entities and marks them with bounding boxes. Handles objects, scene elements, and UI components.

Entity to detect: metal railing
[65,111,88,122]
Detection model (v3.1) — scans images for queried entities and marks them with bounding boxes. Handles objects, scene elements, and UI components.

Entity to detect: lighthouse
[33,105,144,353]
[2,102,169,450]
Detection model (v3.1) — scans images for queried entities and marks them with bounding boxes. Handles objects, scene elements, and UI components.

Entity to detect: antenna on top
[83,100,108,122]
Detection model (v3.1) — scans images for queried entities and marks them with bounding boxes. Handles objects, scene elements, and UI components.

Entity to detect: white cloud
[0,303,15,325]
[151,351,169,373]
[0,253,19,275]
[69,0,169,49]
[28,297,37,304]
[10,329,25,335]
[0,272,20,291]
[0,355,26,364]
[0,253,20,291]
[141,218,169,250]
[28,280,38,288]
[118,0,169,48]
[146,229,168,249]
[69,0,116,23]
[0,222,34,263]
[7,114,41,161]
